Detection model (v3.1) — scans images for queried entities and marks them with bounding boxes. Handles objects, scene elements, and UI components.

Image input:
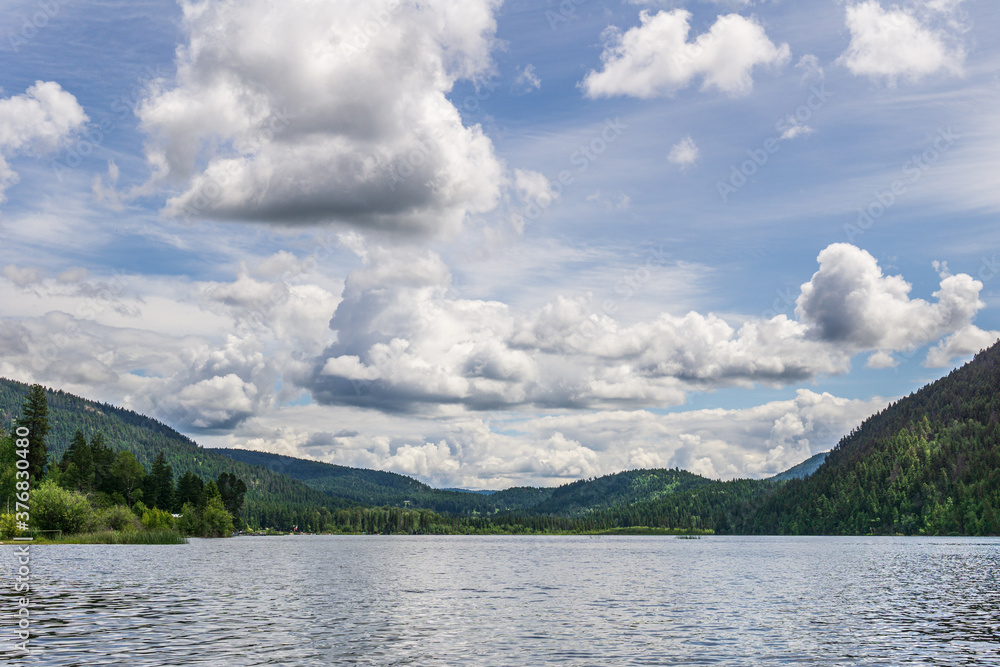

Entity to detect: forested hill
[734,342,1000,535]
[528,468,717,517]
[210,448,555,514]
[769,452,828,482]
[0,377,340,526]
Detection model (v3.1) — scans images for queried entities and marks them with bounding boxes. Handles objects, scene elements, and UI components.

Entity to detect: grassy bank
[15,529,188,545]
[586,527,714,536]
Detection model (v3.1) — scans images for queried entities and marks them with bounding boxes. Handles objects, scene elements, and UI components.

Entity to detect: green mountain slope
[769,452,829,481]
[210,448,554,513]
[0,377,341,528]
[528,468,716,517]
[590,478,774,533]
[736,342,1000,535]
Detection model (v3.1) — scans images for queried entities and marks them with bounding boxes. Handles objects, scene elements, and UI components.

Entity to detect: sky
[1,0,998,489]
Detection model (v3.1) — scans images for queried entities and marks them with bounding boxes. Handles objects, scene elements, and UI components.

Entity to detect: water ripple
[1,536,999,665]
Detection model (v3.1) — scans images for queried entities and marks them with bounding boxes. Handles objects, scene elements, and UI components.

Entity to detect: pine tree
[146,452,175,510]
[217,472,247,529]
[60,430,87,472]
[15,385,50,481]
[175,472,204,512]
[201,480,221,509]
[60,430,95,491]
[90,431,116,495]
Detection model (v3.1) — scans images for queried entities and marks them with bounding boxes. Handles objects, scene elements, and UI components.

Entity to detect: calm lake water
[2,535,999,665]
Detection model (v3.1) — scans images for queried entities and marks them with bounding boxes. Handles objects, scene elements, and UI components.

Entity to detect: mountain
[0,377,341,528]
[735,342,1000,535]
[769,452,828,482]
[210,448,553,514]
[527,468,716,517]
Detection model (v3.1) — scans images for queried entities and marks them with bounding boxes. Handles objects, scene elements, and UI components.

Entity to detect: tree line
[1,385,247,540]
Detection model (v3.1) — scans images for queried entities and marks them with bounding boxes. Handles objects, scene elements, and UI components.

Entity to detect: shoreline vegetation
[2,529,188,545]
[1,385,245,544]
[1,525,714,545]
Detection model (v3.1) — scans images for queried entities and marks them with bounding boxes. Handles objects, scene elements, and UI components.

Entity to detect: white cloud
[0,252,341,432]
[667,136,699,169]
[839,1,965,82]
[1,241,993,487]
[795,54,824,83]
[213,387,889,487]
[865,350,898,369]
[925,325,1000,368]
[514,64,541,92]
[137,0,506,236]
[307,240,988,414]
[0,81,87,205]
[796,244,988,352]
[582,9,790,99]
[2,265,45,288]
[779,120,813,141]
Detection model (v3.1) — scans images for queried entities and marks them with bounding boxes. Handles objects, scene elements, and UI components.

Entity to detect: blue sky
[1,0,998,488]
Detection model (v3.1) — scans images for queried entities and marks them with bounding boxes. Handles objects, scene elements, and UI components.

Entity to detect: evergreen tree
[60,430,87,472]
[201,479,221,509]
[90,431,116,495]
[217,472,247,529]
[15,384,50,480]
[60,430,95,491]
[145,452,175,510]
[175,472,204,511]
[0,431,17,507]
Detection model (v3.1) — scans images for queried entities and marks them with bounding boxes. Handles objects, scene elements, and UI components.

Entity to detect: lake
[3,536,999,665]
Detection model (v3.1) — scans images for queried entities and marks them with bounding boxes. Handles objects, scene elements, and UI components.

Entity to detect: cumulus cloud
[0,252,341,432]
[1,243,991,433]
[0,81,87,204]
[137,0,505,235]
[218,387,889,487]
[796,244,991,352]
[925,325,1000,368]
[307,240,990,414]
[581,9,790,99]
[839,1,965,82]
[2,265,46,288]
[2,240,995,486]
[667,136,699,169]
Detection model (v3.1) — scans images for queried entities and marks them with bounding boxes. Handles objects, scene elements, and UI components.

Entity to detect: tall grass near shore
[31,529,187,544]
